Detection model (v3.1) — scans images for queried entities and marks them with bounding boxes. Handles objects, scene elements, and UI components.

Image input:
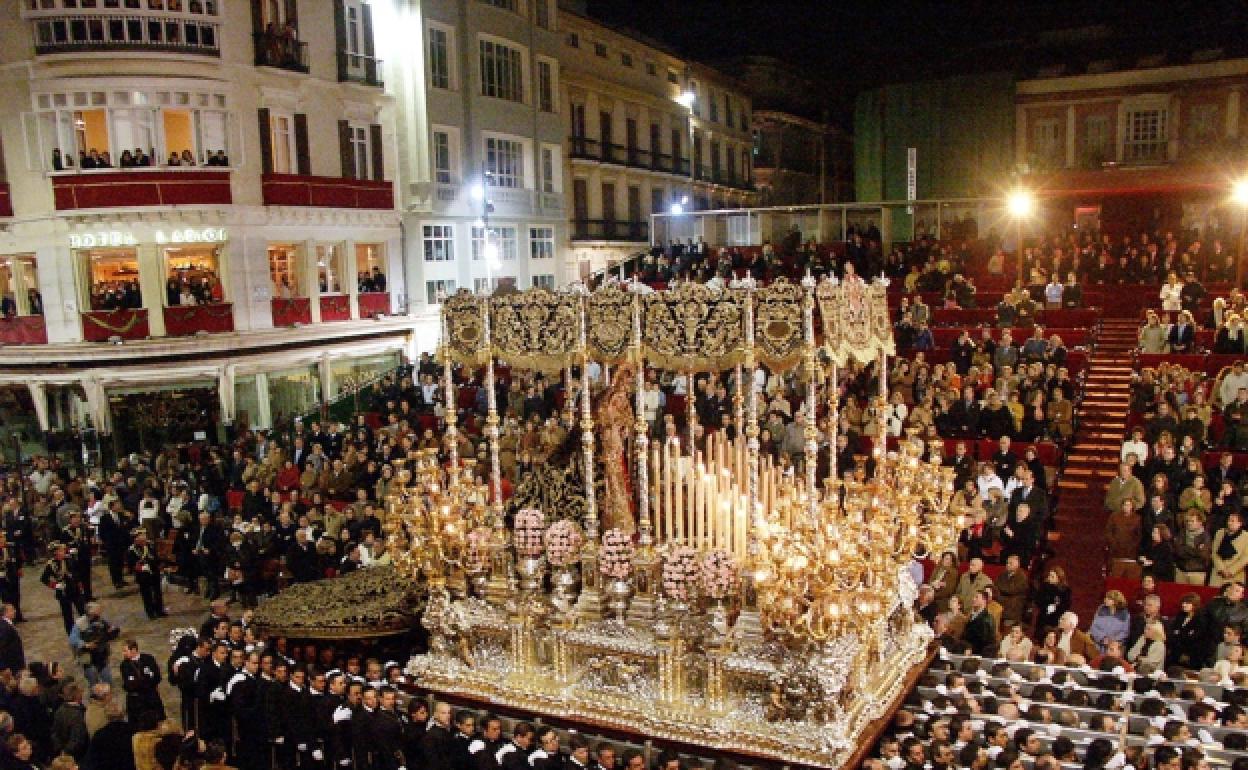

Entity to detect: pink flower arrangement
[465,527,492,572]
[700,550,739,600]
[544,520,584,567]
[598,528,635,579]
[513,508,546,559]
[662,545,701,601]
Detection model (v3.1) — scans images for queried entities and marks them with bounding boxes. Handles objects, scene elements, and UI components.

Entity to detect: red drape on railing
[164,303,234,336]
[271,298,312,327]
[358,292,389,317]
[320,295,351,321]
[82,308,149,342]
[0,316,47,345]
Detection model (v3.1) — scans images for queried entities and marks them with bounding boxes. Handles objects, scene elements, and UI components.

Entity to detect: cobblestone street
[18,561,213,722]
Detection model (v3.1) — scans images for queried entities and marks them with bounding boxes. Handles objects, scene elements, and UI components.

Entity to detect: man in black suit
[0,603,23,673]
[1168,311,1196,352]
[120,639,164,722]
[947,387,981,437]
[190,512,227,600]
[963,589,999,656]
[1008,467,1048,521]
[97,500,132,591]
[991,436,1018,481]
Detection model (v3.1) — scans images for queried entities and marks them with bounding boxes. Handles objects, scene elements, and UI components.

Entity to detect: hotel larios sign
[68,227,227,249]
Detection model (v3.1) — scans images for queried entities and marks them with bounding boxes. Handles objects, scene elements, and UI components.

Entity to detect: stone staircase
[1050,316,1138,621]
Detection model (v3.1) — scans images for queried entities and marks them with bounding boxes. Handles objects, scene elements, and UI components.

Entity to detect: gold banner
[641,283,745,372]
[442,291,488,365]
[490,290,581,372]
[815,279,895,365]
[585,285,634,364]
[753,280,805,370]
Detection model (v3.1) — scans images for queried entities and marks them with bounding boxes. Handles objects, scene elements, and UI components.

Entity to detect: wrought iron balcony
[254,30,308,73]
[337,50,384,87]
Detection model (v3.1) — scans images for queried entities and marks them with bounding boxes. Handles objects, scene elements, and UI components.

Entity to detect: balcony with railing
[26,7,220,56]
[337,50,384,87]
[254,29,308,73]
[569,136,691,176]
[572,219,649,242]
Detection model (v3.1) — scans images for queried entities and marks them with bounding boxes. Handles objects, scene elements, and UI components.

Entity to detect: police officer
[126,529,166,619]
[120,639,165,722]
[41,542,85,633]
[60,510,94,602]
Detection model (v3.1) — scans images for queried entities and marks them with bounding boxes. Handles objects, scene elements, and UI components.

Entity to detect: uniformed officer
[126,529,166,619]
[41,542,85,633]
[227,652,265,770]
[371,687,408,770]
[60,510,95,602]
[468,714,506,770]
[120,639,165,722]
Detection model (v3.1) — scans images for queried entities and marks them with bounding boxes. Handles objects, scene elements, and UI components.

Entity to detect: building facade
[558,8,757,273]
[1014,54,1248,237]
[0,0,763,457]
[0,0,411,455]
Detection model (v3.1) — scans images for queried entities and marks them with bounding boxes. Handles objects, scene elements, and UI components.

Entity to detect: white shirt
[1120,439,1148,464]
[642,388,661,422]
[1220,370,1248,405]
[977,473,1004,501]
[138,498,161,522]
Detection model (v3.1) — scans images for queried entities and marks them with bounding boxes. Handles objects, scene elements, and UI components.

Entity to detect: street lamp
[675,89,696,242]
[1231,180,1248,287]
[1006,189,1036,285]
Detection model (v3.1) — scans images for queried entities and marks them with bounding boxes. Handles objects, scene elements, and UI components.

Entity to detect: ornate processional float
[388,277,962,768]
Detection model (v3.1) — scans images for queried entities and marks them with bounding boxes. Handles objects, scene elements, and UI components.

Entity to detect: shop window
[0,255,42,317]
[268,243,302,298]
[164,244,222,306]
[81,248,142,310]
[355,243,386,292]
[267,365,321,425]
[317,243,346,294]
[331,352,400,394]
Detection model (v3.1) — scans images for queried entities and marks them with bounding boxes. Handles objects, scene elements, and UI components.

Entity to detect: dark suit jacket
[963,610,999,655]
[1168,324,1195,351]
[0,619,24,673]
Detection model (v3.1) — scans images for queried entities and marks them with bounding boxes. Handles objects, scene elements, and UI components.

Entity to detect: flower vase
[605,577,632,621]
[516,556,545,596]
[706,596,731,647]
[551,564,579,609]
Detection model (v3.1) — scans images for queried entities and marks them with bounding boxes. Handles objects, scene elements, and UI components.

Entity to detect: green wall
[854,72,1016,204]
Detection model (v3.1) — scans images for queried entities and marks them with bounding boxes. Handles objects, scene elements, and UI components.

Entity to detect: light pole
[470,175,500,293]
[676,89,696,241]
[1006,189,1036,287]
[1232,180,1248,288]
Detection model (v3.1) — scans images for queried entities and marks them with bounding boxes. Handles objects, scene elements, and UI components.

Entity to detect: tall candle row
[651,432,753,563]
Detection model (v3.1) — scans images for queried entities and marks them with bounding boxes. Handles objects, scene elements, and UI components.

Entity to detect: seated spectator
[1126,620,1167,675]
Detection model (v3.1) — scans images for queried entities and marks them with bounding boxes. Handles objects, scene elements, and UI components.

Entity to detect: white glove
[298,744,308,752]
[339,761,351,767]
[313,750,324,761]
[210,688,226,702]
[274,737,285,745]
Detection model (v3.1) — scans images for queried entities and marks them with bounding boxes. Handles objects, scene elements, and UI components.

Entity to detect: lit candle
[673,439,683,542]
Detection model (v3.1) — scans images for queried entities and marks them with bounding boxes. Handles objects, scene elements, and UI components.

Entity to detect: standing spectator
[963,590,998,655]
[954,558,993,611]
[51,682,88,760]
[1211,511,1248,587]
[1104,464,1145,516]
[1034,566,1072,632]
[0,604,22,674]
[993,554,1029,629]
[1174,511,1212,585]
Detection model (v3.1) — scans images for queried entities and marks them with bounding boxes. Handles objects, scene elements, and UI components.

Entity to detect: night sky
[585,0,1248,122]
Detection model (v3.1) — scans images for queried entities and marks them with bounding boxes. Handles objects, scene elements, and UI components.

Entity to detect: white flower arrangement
[598,528,635,579]
[544,519,584,567]
[700,549,739,600]
[513,508,546,559]
[661,545,701,601]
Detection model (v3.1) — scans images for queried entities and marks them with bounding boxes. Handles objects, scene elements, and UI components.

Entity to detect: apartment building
[558,7,758,273]
[0,0,410,452]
